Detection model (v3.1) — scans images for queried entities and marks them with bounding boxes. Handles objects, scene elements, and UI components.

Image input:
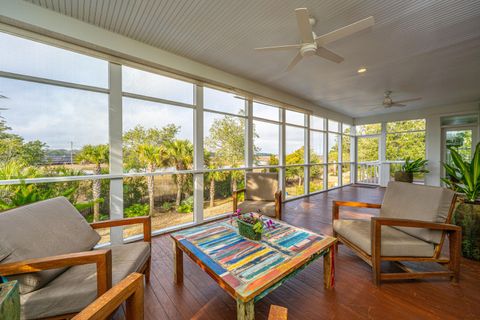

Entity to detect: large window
[0,30,358,242]
[386,119,426,161]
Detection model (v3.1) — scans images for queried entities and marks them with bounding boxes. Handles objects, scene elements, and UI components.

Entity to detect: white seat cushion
[20,241,150,320]
[334,219,435,257]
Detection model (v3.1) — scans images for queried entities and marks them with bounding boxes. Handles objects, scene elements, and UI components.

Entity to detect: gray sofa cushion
[20,241,150,320]
[333,219,435,257]
[245,172,278,201]
[380,182,456,244]
[238,200,276,217]
[0,197,101,294]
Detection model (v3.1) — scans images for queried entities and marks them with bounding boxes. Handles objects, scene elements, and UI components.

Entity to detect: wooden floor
[144,185,480,320]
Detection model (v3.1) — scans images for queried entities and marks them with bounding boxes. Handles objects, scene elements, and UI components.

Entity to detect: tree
[204,151,227,207]
[0,120,46,165]
[165,139,193,206]
[76,144,109,222]
[123,124,179,215]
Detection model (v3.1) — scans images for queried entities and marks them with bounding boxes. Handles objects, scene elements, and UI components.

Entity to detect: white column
[108,62,124,244]
[279,109,286,199]
[193,85,204,223]
[323,120,328,190]
[304,115,310,194]
[425,115,441,186]
[379,122,388,186]
[246,98,254,167]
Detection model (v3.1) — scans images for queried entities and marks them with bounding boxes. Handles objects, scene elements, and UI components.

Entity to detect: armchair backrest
[380,181,456,244]
[0,197,100,294]
[245,172,279,201]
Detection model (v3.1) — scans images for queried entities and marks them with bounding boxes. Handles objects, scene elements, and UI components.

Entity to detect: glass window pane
[253,120,279,166]
[309,165,324,193]
[204,87,245,115]
[0,77,108,177]
[386,132,426,161]
[310,116,324,130]
[310,131,324,164]
[387,119,425,132]
[356,123,381,135]
[123,174,193,238]
[0,180,111,244]
[286,126,305,165]
[0,32,108,88]
[286,110,305,126]
[328,120,339,132]
[328,164,339,188]
[342,164,351,185]
[343,124,352,135]
[253,102,279,121]
[123,97,194,172]
[122,66,194,104]
[342,135,351,162]
[204,169,245,218]
[328,133,339,163]
[286,166,305,198]
[204,112,245,168]
[357,137,379,162]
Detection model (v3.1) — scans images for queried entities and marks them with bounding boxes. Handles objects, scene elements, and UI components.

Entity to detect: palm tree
[204,151,227,208]
[76,144,109,222]
[136,144,165,216]
[166,140,193,206]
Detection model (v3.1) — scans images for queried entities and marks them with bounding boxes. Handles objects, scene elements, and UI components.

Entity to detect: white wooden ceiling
[24,0,480,118]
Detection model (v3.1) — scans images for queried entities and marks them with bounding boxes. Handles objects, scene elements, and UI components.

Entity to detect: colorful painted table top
[171,217,336,302]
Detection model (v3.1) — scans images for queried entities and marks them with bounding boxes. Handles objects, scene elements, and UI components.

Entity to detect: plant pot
[237,218,261,241]
[394,171,413,183]
[453,201,480,261]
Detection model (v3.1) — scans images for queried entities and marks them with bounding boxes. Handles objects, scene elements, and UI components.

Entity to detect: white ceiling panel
[24,0,480,117]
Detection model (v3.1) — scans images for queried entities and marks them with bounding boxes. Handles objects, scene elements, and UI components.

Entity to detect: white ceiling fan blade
[315,16,375,46]
[295,8,314,43]
[315,47,344,63]
[254,44,302,51]
[393,97,422,104]
[286,52,303,71]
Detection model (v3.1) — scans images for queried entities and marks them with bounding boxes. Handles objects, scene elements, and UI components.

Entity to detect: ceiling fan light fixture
[357,67,367,73]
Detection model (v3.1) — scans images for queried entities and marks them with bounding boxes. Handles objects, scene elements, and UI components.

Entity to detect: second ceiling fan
[255,8,374,71]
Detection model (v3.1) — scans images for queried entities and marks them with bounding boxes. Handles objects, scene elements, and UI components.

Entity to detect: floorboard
[141,185,480,320]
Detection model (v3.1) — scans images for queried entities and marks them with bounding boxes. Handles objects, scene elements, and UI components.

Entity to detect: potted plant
[442,143,480,261]
[231,210,275,241]
[394,158,429,183]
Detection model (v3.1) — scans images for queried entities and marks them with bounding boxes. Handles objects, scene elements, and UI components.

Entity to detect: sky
[0,31,296,154]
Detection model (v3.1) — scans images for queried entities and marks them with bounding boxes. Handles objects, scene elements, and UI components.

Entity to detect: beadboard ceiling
[24,0,480,117]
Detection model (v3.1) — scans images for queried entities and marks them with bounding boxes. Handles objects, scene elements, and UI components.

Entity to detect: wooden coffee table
[171,218,336,320]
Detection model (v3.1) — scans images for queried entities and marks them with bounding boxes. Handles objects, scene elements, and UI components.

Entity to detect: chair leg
[448,230,461,283]
[144,257,151,284]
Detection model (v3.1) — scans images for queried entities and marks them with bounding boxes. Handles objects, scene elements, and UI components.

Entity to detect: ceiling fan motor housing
[300,43,317,57]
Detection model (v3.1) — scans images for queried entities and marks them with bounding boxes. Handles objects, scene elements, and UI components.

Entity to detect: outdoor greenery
[443,142,480,202]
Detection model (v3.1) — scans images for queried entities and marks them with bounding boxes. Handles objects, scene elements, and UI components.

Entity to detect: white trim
[122,92,195,109]
[193,84,204,224]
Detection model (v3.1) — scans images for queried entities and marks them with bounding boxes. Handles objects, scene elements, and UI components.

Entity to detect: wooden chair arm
[91,216,151,243]
[72,272,144,320]
[232,188,246,211]
[332,200,382,220]
[0,249,112,296]
[371,217,461,231]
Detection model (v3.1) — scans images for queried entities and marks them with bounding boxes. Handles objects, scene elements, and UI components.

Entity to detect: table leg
[236,299,254,320]
[173,240,183,284]
[323,245,335,289]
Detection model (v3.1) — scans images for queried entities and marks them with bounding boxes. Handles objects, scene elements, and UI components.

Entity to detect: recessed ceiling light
[357,67,367,73]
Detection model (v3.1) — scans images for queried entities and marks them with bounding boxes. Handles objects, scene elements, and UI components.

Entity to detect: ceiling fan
[379,90,422,108]
[255,8,374,71]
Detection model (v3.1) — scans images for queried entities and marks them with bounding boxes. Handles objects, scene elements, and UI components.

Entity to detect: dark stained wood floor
[144,185,480,320]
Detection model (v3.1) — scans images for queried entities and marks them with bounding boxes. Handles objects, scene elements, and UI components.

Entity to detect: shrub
[177,196,194,213]
[124,203,149,217]
[161,201,174,211]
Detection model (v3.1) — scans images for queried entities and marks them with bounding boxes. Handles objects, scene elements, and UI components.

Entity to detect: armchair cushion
[20,241,150,320]
[238,200,276,217]
[245,172,278,201]
[333,219,435,257]
[380,182,456,244]
[0,197,101,294]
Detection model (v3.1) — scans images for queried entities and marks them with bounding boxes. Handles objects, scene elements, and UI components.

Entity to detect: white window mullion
[246,98,254,167]
[323,119,328,190]
[279,108,286,199]
[304,115,310,194]
[193,85,204,224]
[108,62,124,245]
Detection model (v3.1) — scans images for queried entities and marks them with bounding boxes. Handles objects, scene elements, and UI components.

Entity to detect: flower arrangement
[231,209,275,240]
